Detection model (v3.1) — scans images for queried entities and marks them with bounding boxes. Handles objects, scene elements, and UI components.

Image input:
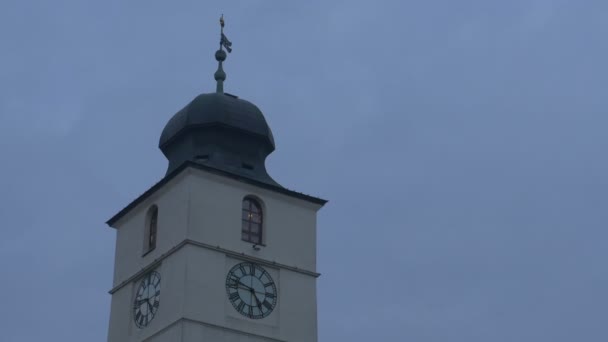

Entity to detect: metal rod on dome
[214,14,232,93]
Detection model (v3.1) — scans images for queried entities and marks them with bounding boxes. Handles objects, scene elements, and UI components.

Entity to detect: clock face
[133,271,161,328]
[225,262,277,319]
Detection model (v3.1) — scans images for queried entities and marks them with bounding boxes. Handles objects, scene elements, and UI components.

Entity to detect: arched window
[144,205,158,254]
[242,197,263,244]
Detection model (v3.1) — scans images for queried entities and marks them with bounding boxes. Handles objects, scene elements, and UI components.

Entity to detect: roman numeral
[265,292,275,299]
[227,276,239,288]
[229,292,240,301]
[264,282,274,288]
[236,301,246,312]
[248,305,254,317]
[238,265,247,275]
[249,264,255,275]
[263,300,273,311]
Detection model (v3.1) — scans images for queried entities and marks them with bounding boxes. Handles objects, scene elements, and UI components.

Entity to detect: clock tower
[105,17,326,342]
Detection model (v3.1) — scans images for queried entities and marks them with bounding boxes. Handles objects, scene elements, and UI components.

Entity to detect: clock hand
[253,293,263,308]
[136,298,149,305]
[237,281,254,291]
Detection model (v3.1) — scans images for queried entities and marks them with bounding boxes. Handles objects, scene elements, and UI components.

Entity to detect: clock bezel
[225,262,277,319]
[133,270,161,328]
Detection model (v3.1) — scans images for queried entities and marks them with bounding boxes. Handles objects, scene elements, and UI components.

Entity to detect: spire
[214,14,232,93]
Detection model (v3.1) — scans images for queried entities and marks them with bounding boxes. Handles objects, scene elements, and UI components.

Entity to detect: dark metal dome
[158,92,280,187]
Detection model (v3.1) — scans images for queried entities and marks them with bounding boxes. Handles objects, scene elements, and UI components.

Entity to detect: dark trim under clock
[142,317,287,342]
[108,239,321,295]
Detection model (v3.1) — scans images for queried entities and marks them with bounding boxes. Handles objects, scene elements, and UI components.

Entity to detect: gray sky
[1,0,607,341]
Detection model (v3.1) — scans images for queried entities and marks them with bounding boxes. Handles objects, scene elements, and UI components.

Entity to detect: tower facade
[105,18,326,342]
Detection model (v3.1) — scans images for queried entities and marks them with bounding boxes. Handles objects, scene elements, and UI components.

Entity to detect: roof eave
[105,161,327,228]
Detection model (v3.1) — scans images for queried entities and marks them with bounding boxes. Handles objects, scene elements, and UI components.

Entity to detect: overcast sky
[1,0,607,341]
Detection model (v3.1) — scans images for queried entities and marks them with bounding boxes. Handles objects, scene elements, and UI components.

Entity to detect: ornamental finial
[214,14,232,93]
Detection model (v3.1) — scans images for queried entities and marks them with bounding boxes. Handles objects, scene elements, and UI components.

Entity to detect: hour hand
[135,298,149,305]
[237,281,254,291]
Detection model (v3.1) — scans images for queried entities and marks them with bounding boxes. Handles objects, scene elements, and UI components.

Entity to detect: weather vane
[219,14,232,53]
[214,14,233,93]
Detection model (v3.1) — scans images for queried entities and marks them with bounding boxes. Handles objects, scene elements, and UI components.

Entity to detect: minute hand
[253,293,263,308]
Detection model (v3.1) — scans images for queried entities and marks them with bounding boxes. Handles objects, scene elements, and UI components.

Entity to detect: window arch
[242,197,263,244]
[144,205,158,254]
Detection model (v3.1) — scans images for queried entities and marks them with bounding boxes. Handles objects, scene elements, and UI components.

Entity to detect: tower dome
[159,92,279,186]
[158,16,280,187]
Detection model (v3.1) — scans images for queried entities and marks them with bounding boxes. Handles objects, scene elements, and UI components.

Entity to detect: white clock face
[133,271,161,328]
[225,262,277,319]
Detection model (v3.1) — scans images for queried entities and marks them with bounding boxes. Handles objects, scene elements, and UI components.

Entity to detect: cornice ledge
[109,239,320,294]
[185,239,321,278]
